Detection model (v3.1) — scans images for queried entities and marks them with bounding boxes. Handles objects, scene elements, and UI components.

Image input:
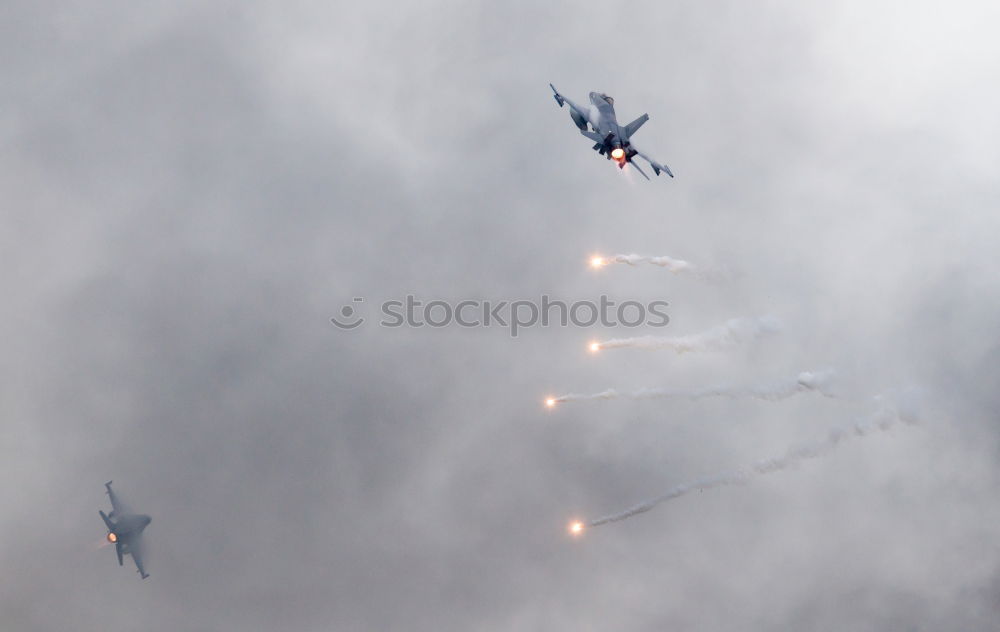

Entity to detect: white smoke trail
[592,253,732,281]
[553,370,835,405]
[594,316,781,353]
[588,393,919,527]
[602,253,696,273]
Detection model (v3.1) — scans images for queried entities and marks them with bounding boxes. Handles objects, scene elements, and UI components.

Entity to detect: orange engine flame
[568,521,585,537]
[107,532,117,543]
[610,147,625,162]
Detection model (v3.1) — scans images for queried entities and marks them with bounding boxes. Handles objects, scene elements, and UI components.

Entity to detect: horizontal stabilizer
[624,113,649,138]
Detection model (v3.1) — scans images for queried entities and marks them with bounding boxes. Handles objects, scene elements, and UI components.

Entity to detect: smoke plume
[552,370,835,405]
[588,392,920,527]
[593,316,780,353]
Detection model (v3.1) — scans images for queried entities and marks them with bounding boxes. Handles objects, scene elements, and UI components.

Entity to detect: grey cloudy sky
[3,1,1000,630]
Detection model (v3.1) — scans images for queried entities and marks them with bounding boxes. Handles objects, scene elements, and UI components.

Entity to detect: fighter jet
[549,83,674,180]
[98,481,151,579]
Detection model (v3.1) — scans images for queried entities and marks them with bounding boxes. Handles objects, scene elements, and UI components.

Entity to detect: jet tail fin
[624,113,649,138]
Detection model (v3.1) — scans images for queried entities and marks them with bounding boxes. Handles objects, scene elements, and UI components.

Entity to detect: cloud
[2,2,1000,630]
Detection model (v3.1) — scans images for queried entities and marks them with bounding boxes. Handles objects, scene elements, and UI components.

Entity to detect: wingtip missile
[549,83,565,107]
[650,163,674,178]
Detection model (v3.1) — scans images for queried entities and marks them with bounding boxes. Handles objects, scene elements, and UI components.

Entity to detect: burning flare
[590,256,606,269]
[568,521,585,537]
[545,397,557,408]
[589,341,601,353]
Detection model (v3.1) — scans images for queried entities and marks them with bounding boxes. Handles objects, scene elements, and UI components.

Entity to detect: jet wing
[629,142,674,178]
[549,84,589,121]
[628,160,650,180]
[130,534,149,579]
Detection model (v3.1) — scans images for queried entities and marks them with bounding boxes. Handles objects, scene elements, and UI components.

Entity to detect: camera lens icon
[331,297,366,330]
